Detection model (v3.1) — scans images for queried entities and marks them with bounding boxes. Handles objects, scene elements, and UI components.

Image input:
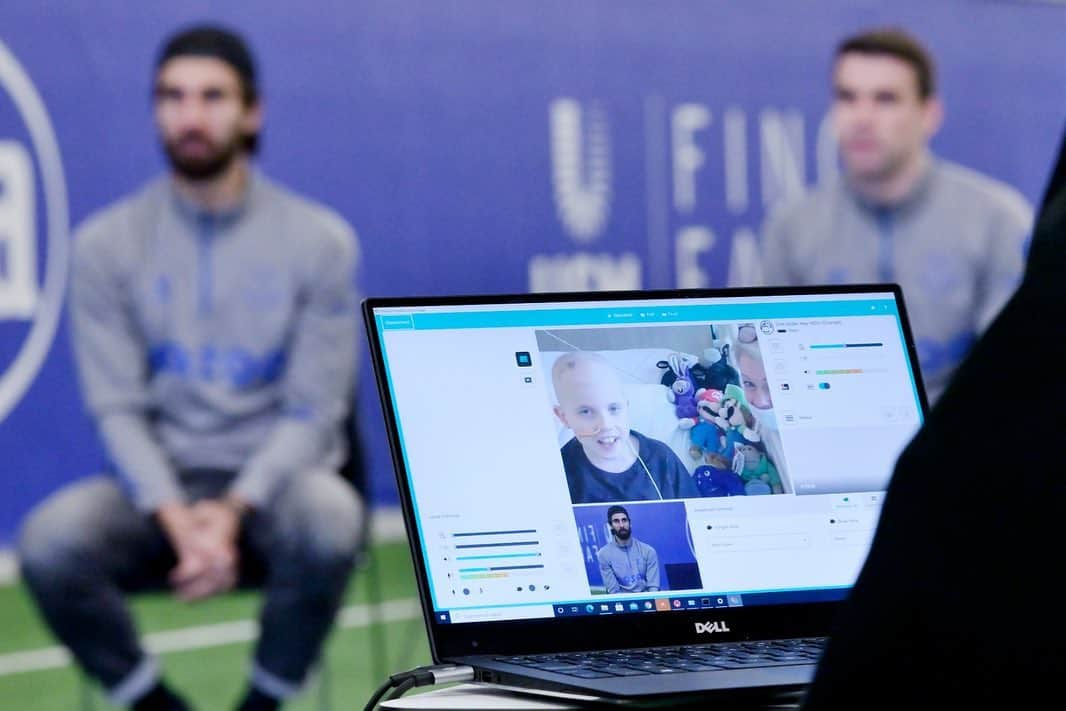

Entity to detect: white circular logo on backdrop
[0,40,69,423]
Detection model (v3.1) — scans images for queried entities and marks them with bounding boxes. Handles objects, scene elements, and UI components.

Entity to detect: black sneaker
[235,687,280,711]
[132,682,190,711]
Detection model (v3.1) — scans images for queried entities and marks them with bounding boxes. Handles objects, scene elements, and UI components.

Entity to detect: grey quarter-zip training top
[70,172,360,511]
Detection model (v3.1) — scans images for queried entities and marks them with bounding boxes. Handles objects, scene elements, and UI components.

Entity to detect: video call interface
[374,293,923,625]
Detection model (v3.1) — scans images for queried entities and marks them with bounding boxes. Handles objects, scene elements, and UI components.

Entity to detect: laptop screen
[367,287,925,630]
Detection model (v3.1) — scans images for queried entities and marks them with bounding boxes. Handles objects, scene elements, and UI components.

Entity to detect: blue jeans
[17,469,363,702]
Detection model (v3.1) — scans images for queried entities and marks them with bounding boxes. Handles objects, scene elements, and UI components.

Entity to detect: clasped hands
[156,497,249,602]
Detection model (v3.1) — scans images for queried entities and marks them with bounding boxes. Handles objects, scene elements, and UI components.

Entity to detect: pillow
[540,348,694,387]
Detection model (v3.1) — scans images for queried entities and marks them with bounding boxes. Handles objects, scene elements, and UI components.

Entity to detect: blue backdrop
[0,1,1063,545]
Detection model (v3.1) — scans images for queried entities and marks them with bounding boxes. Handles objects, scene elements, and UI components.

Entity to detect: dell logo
[694,621,731,634]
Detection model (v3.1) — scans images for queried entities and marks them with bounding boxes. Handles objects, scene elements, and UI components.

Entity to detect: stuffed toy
[697,344,740,393]
[658,347,740,394]
[735,440,783,494]
[743,478,773,495]
[688,388,727,460]
[719,384,755,430]
[716,384,759,462]
[695,388,728,427]
[694,460,746,497]
[721,425,759,471]
[661,354,699,430]
[657,352,698,389]
[689,421,723,460]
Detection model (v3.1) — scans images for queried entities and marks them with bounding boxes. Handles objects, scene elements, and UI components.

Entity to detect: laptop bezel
[363,284,928,662]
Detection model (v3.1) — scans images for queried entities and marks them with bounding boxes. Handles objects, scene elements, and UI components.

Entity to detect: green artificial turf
[0,540,433,710]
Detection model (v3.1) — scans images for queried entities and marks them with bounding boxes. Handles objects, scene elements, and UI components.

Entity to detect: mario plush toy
[688,388,728,460]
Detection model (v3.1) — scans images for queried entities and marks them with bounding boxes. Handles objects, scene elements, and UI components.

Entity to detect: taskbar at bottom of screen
[434,588,848,624]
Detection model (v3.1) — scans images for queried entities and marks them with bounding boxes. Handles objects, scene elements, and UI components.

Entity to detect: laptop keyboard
[494,637,826,679]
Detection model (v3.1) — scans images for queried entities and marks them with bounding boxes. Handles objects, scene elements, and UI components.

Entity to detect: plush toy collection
[660,349,782,498]
[657,345,739,394]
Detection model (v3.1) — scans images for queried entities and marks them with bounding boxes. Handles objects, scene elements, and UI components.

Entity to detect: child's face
[739,351,773,410]
[554,360,633,467]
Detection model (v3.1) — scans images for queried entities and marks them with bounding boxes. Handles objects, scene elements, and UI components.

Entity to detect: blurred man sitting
[17,24,363,711]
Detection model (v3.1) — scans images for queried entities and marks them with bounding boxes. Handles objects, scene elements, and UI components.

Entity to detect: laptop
[364,285,928,705]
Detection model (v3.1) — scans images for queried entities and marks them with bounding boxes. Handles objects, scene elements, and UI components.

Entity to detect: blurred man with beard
[754,28,1032,403]
[17,25,362,711]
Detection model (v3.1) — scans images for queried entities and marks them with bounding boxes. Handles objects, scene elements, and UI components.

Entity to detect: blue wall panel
[0,0,1063,544]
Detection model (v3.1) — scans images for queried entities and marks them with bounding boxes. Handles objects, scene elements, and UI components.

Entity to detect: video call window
[573,501,701,595]
[538,323,789,505]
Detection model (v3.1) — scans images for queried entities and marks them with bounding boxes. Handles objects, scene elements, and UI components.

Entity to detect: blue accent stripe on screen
[384,299,898,330]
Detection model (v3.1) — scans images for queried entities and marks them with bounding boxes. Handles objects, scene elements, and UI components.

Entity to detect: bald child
[552,352,699,503]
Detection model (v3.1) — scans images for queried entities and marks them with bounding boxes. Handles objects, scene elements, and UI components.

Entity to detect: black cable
[362,678,398,711]
[385,676,417,701]
[363,664,474,711]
